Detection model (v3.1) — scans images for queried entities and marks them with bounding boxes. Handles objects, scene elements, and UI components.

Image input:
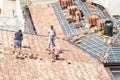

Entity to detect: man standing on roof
[13,30,23,54]
[47,25,56,50]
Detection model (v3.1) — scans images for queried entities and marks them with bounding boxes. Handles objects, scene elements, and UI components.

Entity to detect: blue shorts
[14,40,22,48]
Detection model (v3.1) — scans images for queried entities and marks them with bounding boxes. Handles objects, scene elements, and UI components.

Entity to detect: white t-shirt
[48,28,56,36]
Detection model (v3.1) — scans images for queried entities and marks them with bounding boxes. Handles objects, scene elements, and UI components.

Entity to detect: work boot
[46,48,50,51]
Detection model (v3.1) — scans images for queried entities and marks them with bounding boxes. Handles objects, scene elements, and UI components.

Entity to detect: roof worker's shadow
[60,49,70,53]
[58,57,65,61]
[57,49,68,61]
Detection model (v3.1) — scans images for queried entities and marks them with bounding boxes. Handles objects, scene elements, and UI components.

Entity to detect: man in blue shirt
[13,30,23,54]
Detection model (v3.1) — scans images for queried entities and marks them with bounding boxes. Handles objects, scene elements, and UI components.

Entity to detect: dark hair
[105,19,113,24]
[51,25,53,30]
[18,30,22,32]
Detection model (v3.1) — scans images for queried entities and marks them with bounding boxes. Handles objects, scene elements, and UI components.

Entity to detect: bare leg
[13,46,16,53]
[19,47,22,53]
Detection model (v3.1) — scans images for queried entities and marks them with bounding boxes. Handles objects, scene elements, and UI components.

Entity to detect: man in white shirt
[47,25,56,50]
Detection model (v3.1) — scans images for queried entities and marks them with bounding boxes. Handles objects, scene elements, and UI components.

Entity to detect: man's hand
[21,37,23,40]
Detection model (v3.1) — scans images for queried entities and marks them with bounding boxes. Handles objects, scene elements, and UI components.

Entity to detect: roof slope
[0,29,111,80]
[52,1,120,64]
[105,32,120,63]
[0,3,112,79]
[29,4,63,37]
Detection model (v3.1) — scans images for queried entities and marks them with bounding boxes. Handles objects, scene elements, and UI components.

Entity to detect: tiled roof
[105,33,120,63]
[0,29,111,80]
[52,1,120,64]
[29,4,63,37]
[0,3,112,79]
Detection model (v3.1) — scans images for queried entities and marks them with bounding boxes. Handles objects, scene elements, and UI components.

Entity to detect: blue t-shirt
[15,32,23,40]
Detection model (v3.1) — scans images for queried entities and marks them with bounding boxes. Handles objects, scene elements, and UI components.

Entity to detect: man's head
[105,19,113,24]
[50,25,53,30]
[18,30,22,32]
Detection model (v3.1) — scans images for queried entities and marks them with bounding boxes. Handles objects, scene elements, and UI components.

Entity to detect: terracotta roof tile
[0,29,111,80]
[0,3,111,80]
[29,4,64,38]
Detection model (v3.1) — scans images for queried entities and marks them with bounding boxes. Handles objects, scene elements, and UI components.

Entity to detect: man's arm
[54,30,56,37]
[48,29,50,36]
[21,33,23,40]
[14,32,17,40]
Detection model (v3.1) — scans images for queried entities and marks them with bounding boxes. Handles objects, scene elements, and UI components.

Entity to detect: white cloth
[48,28,56,36]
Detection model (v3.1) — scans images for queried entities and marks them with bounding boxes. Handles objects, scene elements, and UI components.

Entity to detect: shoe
[46,48,50,51]
[56,57,59,60]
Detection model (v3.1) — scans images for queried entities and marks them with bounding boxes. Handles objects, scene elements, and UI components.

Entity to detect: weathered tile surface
[0,3,111,80]
[0,29,111,80]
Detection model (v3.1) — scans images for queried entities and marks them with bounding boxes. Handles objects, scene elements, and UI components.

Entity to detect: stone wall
[0,0,16,16]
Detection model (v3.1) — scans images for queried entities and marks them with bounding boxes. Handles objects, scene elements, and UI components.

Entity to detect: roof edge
[104,63,120,67]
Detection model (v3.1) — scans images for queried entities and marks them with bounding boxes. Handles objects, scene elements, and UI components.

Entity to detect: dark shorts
[14,40,22,48]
